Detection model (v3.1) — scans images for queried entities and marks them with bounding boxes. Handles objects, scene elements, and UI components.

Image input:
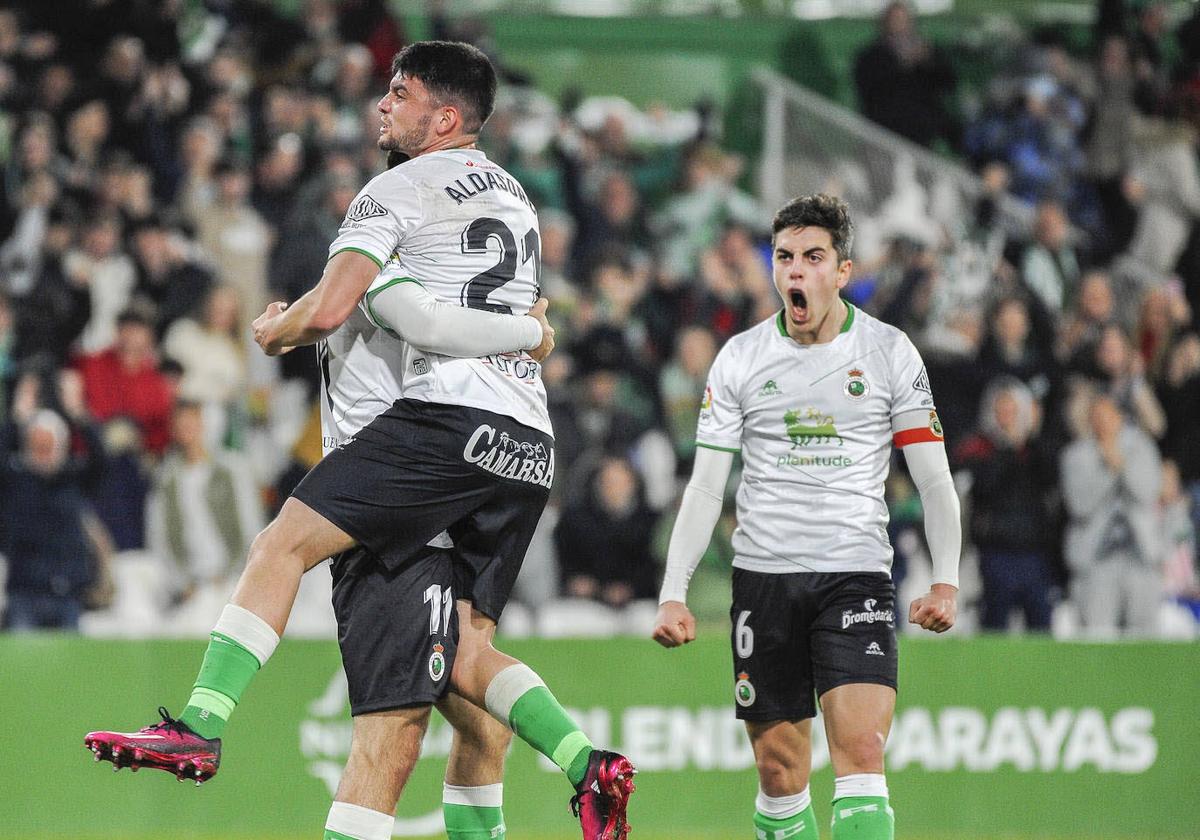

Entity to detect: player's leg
[810,572,900,840]
[445,432,635,840]
[325,706,431,840]
[731,568,818,840]
[821,683,896,840]
[325,546,460,837]
[83,497,354,780]
[745,719,820,840]
[438,692,511,839]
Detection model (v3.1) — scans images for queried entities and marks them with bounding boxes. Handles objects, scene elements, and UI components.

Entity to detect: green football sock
[754,803,819,839]
[444,783,505,839]
[485,665,594,787]
[830,796,894,839]
[178,605,278,740]
[444,802,505,839]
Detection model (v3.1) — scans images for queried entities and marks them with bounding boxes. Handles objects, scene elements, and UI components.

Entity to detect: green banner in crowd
[1,635,1196,839]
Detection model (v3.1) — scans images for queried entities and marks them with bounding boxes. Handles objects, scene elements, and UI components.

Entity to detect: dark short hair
[772,194,854,261]
[391,41,497,134]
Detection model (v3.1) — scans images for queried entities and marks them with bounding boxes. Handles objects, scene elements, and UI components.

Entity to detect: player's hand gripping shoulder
[526,297,555,363]
[652,601,697,648]
[908,582,957,633]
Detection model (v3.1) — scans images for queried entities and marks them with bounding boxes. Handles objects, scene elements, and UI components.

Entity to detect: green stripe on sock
[323,831,358,840]
[506,686,593,786]
[831,796,894,840]
[755,804,819,840]
[179,632,263,739]
[444,803,505,839]
[552,731,592,776]
[189,687,235,720]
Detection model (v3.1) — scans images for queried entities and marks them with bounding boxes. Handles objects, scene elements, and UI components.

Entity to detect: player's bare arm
[894,408,962,634]
[653,447,734,648]
[253,250,378,355]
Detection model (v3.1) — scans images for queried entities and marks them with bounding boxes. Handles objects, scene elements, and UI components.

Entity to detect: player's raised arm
[653,446,734,647]
[253,250,381,354]
[363,280,553,362]
[894,408,962,633]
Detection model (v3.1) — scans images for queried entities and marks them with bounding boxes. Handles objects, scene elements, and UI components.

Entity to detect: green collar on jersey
[775,299,855,339]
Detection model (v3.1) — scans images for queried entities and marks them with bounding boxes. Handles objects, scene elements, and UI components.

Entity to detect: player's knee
[832,729,886,771]
[755,752,805,792]
[246,521,303,574]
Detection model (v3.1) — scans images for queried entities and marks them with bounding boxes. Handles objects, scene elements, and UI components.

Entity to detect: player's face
[772,225,852,345]
[376,72,437,155]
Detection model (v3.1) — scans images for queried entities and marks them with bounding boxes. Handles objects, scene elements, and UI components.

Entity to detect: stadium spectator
[128,215,214,333]
[1,385,103,631]
[554,456,659,608]
[146,401,263,607]
[1085,36,1140,259]
[956,378,1057,631]
[1060,270,1117,373]
[658,324,717,469]
[976,296,1059,410]
[69,213,136,354]
[1020,200,1080,317]
[162,284,247,445]
[1123,112,1200,280]
[852,0,958,149]
[1061,393,1163,638]
[1088,323,1167,439]
[1158,332,1200,546]
[76,308,174,456]
[188,160,272,330]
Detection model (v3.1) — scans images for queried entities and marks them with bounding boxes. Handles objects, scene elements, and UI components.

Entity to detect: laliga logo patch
[844,368,869,400]
[734,672,756,707]
[929,410,944,439]
[428,644,446,682]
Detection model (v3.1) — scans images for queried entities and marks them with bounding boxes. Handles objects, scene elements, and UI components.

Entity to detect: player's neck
[412,134,479,157]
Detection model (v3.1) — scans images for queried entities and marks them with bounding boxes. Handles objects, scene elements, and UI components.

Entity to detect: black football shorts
[330,544,457,715]
[292,398,552,620]
[729,569,898,721]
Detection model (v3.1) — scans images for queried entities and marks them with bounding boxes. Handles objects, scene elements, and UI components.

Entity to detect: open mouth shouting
[788,288,809,324]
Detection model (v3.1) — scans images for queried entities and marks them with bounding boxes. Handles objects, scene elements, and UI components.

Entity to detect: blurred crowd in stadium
[0,0,1197,640]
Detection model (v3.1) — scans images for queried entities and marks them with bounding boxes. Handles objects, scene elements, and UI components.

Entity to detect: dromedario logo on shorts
[842,598,894,630]
[463,424,554,489]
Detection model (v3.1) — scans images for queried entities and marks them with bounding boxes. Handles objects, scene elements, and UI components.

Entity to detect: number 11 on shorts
[424,584,454,637]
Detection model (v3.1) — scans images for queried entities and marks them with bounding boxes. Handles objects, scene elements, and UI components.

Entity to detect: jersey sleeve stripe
[332,246,385,270]
[892,427,941,448]
[696,441,740,454]
[364,276,425,335]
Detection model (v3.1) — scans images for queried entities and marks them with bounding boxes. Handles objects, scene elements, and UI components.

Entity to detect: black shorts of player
[331,544,457,716]
[291,398,552,621]
[730,569,897,721]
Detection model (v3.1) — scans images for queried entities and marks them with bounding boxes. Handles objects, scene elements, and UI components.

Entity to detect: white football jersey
[315,308,454,549]
[329,148,551,436]
[697,305,938,575]
[316,307,404,453]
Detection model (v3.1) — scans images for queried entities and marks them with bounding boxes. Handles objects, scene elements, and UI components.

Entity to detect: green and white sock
[324,801,393,840]
[179,604,279,740]
[444,782,505,839]
[830,774,893,840]
[754,785,819,840]
[484,664,593,787]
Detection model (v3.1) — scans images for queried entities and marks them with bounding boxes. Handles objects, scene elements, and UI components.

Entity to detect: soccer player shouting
[653,194,959,840]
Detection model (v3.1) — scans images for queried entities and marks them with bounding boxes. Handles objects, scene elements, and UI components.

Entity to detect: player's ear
[836,258,853,289]
[438,104,460,136]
